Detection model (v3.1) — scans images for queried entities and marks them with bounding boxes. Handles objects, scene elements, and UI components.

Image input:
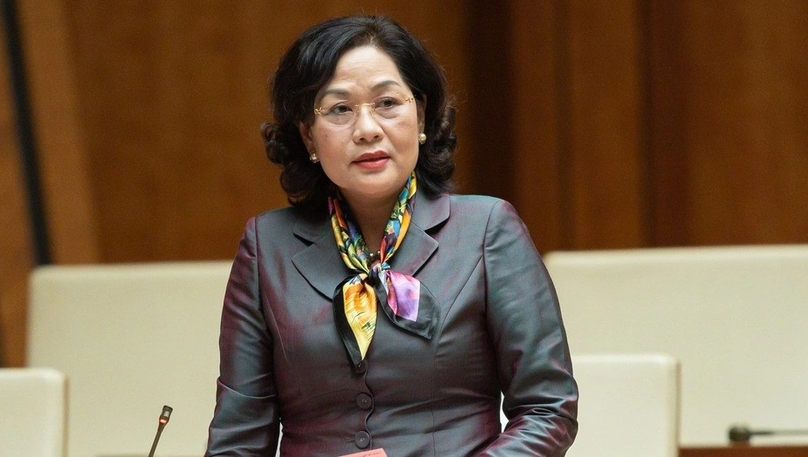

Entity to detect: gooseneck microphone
[728,424,808,444]
[148,405,173,457]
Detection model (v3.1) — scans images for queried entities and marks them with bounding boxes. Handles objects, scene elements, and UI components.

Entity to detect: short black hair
[262,15,457,214]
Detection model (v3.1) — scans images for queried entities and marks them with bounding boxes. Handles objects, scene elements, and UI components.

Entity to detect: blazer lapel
[391,191,449,276]
[290,192,451,299]
[291,215,351,300]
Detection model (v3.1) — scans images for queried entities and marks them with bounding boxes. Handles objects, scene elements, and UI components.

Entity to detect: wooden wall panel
[462,0,653,253]
[564,0,650,249]
[508,1,567,253]
[63,0,473,262]
[22,0,808,258]
[65,1,282,261]
[18,0,99,263]
[646,1,691,246]
[649,1,808,246]
[461,1,516,201]
[0,10,33,367]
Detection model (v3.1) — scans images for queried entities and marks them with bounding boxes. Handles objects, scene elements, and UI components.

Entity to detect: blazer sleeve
[206,217,280,456]
[478,200,578,456]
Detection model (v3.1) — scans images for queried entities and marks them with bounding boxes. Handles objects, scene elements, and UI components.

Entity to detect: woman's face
[299,45,424,209]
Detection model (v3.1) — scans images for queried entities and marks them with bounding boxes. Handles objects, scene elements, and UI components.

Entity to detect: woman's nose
[353,105,383,142]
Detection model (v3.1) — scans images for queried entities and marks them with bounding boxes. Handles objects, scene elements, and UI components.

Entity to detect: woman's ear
[298,121,315,151]
[416,94,427,132]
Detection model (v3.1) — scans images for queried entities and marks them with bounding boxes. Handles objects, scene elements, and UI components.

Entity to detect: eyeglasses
[314,95,414,127]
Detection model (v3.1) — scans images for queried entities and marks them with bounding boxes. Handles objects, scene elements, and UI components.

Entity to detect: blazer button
[355,359,368,373]
[356,392,373,410]
[354,430,371,448]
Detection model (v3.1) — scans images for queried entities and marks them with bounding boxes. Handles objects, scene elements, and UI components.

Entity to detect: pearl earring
[418,132,427,145]
[309,150,319,163]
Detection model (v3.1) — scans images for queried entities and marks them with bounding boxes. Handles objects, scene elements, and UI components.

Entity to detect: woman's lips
[354,151,390,169]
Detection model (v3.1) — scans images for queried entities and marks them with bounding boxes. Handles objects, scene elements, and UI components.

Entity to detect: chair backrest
[566,354,680,457]
[545,245,808,446]
[0,367,67,457]
[27,262,232,457]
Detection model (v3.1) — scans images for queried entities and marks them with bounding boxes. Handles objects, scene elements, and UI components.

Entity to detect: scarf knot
[367,264,383,286]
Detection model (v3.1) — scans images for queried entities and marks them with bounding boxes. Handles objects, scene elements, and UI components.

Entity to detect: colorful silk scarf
[330,173,432,370]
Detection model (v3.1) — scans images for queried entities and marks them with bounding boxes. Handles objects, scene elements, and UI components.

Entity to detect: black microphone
[728,424,808,444]
[148,405,173,457]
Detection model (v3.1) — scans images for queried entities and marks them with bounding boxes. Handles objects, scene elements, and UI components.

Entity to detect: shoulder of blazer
[412,193,509,232]
[249,206,329,245]
[448,194,507,211]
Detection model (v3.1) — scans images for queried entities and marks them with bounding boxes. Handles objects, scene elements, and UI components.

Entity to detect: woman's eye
[376,98,399,109]
[329,105,352,115]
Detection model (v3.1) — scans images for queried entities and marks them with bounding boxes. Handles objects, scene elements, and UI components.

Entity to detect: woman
[206,15,577,456]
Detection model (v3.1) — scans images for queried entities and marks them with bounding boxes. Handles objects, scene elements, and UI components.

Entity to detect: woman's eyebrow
[371,80,403,91]
[319,80,404,99]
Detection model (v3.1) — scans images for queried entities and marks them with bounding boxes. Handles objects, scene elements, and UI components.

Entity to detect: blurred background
[2,1,806,367]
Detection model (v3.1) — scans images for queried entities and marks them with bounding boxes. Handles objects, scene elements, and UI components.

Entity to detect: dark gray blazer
[206,192,578,456]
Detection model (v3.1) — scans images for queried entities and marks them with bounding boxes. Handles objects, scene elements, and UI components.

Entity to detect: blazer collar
[291,192,450,299]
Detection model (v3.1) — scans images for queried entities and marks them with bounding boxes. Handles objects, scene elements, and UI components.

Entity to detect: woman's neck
[343,194,396,251]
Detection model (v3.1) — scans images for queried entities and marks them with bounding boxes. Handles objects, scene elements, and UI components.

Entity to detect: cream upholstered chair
[545,245,808,446]
[27,262,231,457]
[0,367,67,457]
[566,354,680,457]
